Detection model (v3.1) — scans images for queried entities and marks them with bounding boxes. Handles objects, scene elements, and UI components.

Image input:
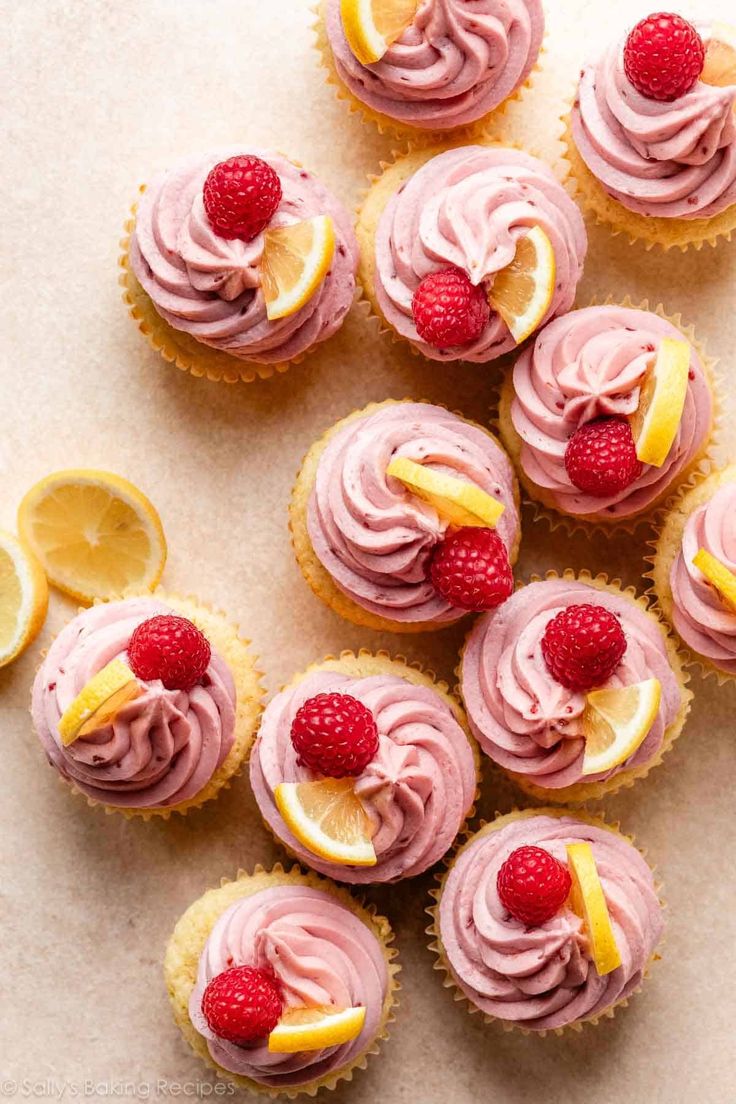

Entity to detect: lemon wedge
[692,548,736,612]
[340,0,419,65]
[0,530,48,668]
[261,215,335,321]
[274,779,377,866]
[268,1005,366,1053]
[629,337,690,468]
[702,22,736,87]
[487,226,556,344]
[386,457,505,528]
[581,678,661,777]
[58,658,142,746]
[566,842,622,976]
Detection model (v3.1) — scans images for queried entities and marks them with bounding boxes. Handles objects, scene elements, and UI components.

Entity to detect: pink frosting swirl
[325,0,544,130]
[130,149,358,363]
[250,668,477,883]
[510,305,712,520]
[670,479,736,673]
[306,402,520,624]
[461,578,682,789]
[571,23,736,218]
[374,146,587,362]
[31,598,236,809]
[189,883,389,1088]
[438,813,664,1030]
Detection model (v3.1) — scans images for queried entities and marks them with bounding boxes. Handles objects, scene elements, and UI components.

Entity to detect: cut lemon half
[487,226,556,344]
[262,215,335,321]
[581,678,661,777]
[340,0,419,66]
[692,547,736,612]
[0,530,48,668]
[702,23,736,87]
[274,779,377,866]
[629,337,690,468]
[268,1005,366,1054]
[58,658,142,746]
[17,470,167,605]
[566,842,622,976]
[386,457,505,528]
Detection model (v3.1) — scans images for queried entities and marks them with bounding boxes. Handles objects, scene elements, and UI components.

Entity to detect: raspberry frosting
[130,149,358,363]
[461,578,682,789]
[250,668,477,883]
[325,0,544,130]
[438,814,664,1031]
[189,884,389,1087]
[373,146,587,362]
[571,23,736,219]
[31,598,236,809]
[510,305,712,520]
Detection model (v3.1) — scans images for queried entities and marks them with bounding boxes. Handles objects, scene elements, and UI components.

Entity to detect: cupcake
[498,302,715,530]
[356,142,587,363]
[120,149,359,383]
[317,0,544,137]
[31,594,263,818]
[650,464,736,681]
[290,399,521,632]
[460,571,690,803]
[430,808,664,1033]
[250,651,479,883]
[566,12,736,250]
[165,865,399,1096]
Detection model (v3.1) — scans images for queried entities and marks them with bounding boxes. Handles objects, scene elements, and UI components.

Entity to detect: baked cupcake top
[130,149,358,364]
[31,597,235,810]
[437,812,664,1031]
[325,0,544,131]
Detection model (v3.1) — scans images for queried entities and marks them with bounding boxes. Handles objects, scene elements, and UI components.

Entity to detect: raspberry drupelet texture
[541,603,627,692]
[203,154,282,241]
[202,965,283,1045]
[412,267,490,349]
[623,12,704,102]
[290,692,380,778]
[430,527,513,612]
[127,614,211,692]
[497,845,573,927]
[564,418,643,497]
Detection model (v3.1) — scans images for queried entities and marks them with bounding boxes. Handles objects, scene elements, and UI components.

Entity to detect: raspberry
[202,966,283,1045]
[412,267,490,348]
[541,603,627,691]
[623,12,704,102]
[203,155,282,241]
[564,418,642,498]
[290,693,379,778]
[127,614,211,692]
[497,846,572,927]
[430,527,513,612]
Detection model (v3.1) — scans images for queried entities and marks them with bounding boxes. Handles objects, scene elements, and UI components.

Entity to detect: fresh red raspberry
[564,417,642,497]
[290,693,379,778]
[430,527,513,612]
[127,614,211,691]
[497,846,572,927]
[623,12,704,102]
[203,155,282,241]
[202,966,283,1045]
[411,267,490,349]
[541,603,627,691]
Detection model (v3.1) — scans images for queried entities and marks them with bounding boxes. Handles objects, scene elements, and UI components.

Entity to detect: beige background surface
[2,1,735,1101]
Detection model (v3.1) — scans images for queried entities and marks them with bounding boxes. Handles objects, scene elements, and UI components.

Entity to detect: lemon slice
[268,1005,366,1054]
[386,457,505,529]
[17,470,167,605]
[487,226,556,344]
[701,22,736,87]
[566,842,622,977]
[629,337,690,468]
[340,0,419,65]
[261,215,335,321]
[0,530,48,668]
[692,548,736,612]
[274,779,377,866]
[58,658,142,746]
[581,678,661,777]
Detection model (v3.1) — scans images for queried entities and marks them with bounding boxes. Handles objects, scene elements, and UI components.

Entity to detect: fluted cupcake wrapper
[164,863,401,1098]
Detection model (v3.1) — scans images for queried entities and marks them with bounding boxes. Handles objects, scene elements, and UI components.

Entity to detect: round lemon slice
[261,215,335,321]
[18,470,167,605]
[58,658,142,746]
[268,1005,366,1054]
[0,530,48,668]
[701,22,736,87]
[581,678,661,777]
[274,779,377,866]
[386,457,505,529]
[629,337,690,468]
[566,842,622,976]
[692,548,736,612]
[340,0,419,66]
[487,226,556,344]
